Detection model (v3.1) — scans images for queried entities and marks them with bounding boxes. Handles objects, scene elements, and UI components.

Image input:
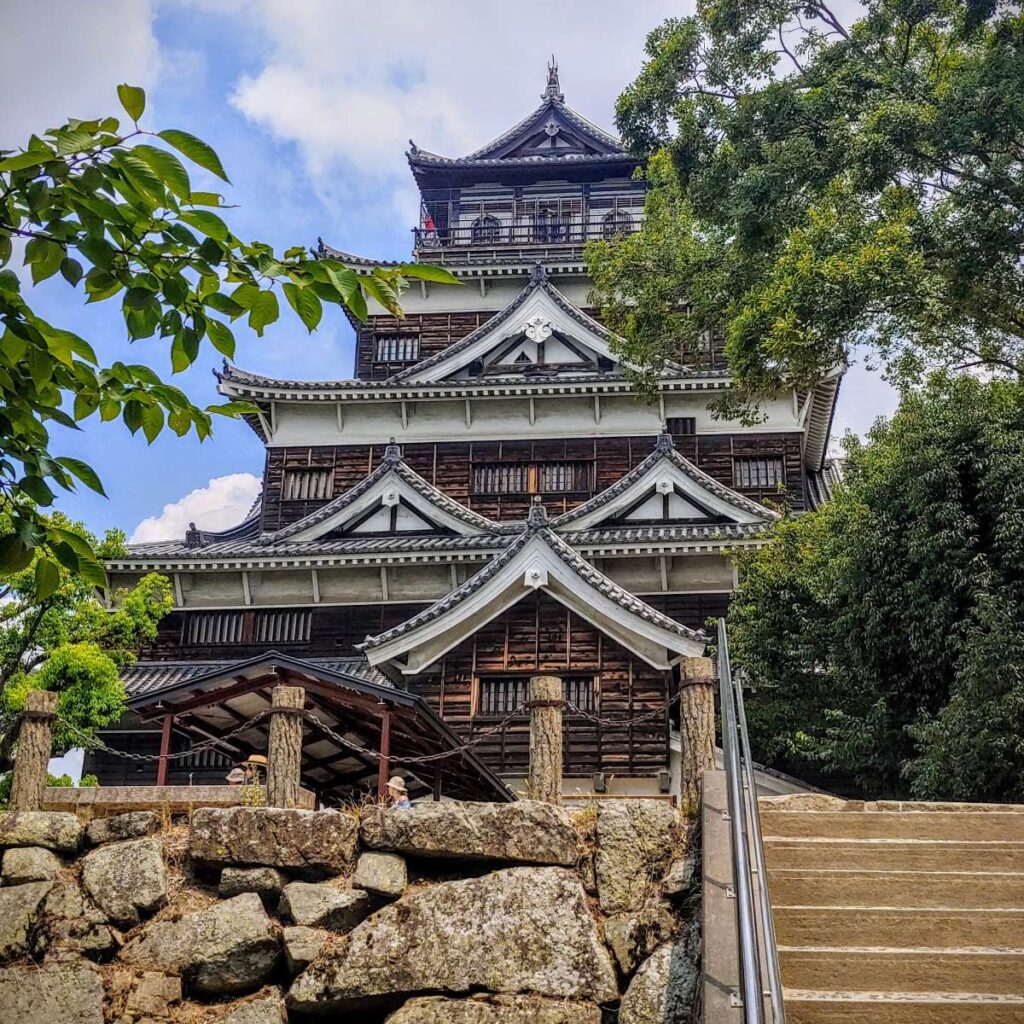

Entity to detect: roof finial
[529,261,548,285]
[542,56,564,102]
[527,495,549,529]
[656,428,675,452]
[384,438,402,462]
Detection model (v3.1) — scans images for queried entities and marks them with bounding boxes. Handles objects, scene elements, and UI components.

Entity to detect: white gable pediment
[394,279,620,385]
[361,527,706,675]
[553,442,779,533]
[267,459,498,545]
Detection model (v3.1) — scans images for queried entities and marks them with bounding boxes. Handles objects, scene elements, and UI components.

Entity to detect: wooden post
[156,713,174,787]
[678,657,716,812]
[266,684,305,808]
[528,675,563,805]
[432,763,442,802]
[376,709,392,801]
[10,689,58,812]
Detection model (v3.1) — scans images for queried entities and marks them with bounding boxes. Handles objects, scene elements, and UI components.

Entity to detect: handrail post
[10,690,58,811]
[718,619,765,1024]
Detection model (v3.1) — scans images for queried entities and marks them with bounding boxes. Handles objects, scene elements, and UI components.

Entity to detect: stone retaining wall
[0,799,698,1023]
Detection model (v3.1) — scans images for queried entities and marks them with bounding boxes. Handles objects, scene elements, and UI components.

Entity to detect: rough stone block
[593,801,678,914]
[125,972,182,1018]
[279,881,370,932]
[190,807,358,877]
[84,810,159,846]
[282,926,329,975]
[360,800,579,866]
[222,987,288,1024]
[219,865,289,905]
[0,812,82,853]
[0,959,104,1024]
[81,837,167,928]
[1,845,62,884]
[385,994,603,1023]
[353,851,407,898]
[0,881,53,960]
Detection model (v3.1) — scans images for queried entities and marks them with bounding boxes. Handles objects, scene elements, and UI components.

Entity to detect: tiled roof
[121,656,390,697]
[551,432,780,529]
[359,503,706,653]
[805,457,845,510]
[263,444,504,544]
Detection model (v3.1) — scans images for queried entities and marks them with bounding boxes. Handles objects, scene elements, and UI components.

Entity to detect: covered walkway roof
[126,652,513,803]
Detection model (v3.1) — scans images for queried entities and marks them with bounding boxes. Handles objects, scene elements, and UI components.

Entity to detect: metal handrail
[717,618,786,1024]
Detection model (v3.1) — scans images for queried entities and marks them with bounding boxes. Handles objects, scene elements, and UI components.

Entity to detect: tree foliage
[0,505,172,761]
[729,374,1024,802]
[589,1,1024,408]
[0,85,457,580]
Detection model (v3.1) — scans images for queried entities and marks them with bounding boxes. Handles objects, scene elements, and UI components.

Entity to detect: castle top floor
[404,61,646,264]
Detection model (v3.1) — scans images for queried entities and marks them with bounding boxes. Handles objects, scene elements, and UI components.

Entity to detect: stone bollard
[678,656,716,812]
[528,675,563,805]
[267,684,305,808]
[10,689,59,811]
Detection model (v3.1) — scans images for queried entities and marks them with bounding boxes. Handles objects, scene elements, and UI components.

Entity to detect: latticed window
[282,467,333,501]
[602,209,634,239]
[374,335,420,362]
[733,457,785,489]
[471,461,593,495]
[470,215,502,245]
[186,610,312,646]
[665,417,696,436]
[476,675,597,716]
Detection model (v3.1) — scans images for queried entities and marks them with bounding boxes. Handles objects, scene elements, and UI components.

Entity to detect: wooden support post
[432,763,442,802]
[156,713,174,787]
[266,685,305,808]
[678,657,716,813]
[10,689,58,812]
[528,675,563,805]
[377,709,392,801]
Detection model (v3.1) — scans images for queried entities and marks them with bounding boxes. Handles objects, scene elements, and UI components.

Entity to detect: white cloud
[130,473,261,543]
[0,0,160,148]
[227,0,692,215]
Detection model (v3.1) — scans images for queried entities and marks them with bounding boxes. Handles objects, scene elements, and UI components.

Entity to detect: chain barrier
[52,689,685,769]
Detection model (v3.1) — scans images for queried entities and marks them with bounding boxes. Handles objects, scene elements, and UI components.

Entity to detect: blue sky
[2,0,896,546]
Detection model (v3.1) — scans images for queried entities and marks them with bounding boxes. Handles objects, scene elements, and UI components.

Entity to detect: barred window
[602,209,634,239]
[282,467,333,501]
[186,610,312,646]
[476,675,597,717]
[733,457,785,489]
[374,335,420,362]
[472,461,593,495]
[186,612,244,646]
[665,417,696,436]
[471,215,502,245]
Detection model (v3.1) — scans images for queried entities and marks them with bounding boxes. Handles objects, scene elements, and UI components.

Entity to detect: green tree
[0,505,172,768]
[728,374,1024,802]
[0,85,457,580]
[589,1,1024,410]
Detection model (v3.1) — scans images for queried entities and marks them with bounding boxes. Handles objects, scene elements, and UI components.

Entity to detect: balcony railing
[413,217,640,255]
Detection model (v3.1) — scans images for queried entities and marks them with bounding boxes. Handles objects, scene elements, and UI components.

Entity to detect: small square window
[733,457,785,489]
[374,335,420,362]
[282,467,333,501]
[665,417,696,436]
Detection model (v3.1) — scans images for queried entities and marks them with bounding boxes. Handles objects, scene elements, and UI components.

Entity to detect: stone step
[778,947,1024,995]
[761,810,1024,843]
[769,868,1024,909]
[783,990,1024,1024]
[774,907,1024,949]
[764,838,1024,872]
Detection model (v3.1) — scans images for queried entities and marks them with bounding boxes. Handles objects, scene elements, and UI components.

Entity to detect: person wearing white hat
[386,774,412,809]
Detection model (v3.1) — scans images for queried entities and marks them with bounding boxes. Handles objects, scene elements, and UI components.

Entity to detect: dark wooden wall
[405,591,727,778]
[261,432,804,531]
[353,309,728,381]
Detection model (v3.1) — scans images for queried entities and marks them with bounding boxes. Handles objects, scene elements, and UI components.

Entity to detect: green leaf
[34,558,60,601]
[60,257,83,286]
[0,150,49,173]
[124,286,156,310]
[19,475,55,506]
[55,456,107,496]
[247,289,279,336]
[396,263,461,285]
[158,129,230,182]
[141,403,164,443]
[323,263,367,320]
[283,282,322,332]
[133,143,191,199]
[206,318,236,358]
[117,83,146,122]
[181,209,230,242]
[0,535,33,573]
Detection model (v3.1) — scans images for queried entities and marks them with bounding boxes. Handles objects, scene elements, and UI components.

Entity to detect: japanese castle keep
[96,64,843,802]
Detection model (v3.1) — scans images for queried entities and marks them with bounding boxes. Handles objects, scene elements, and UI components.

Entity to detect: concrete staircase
[760,795,1024,1023]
